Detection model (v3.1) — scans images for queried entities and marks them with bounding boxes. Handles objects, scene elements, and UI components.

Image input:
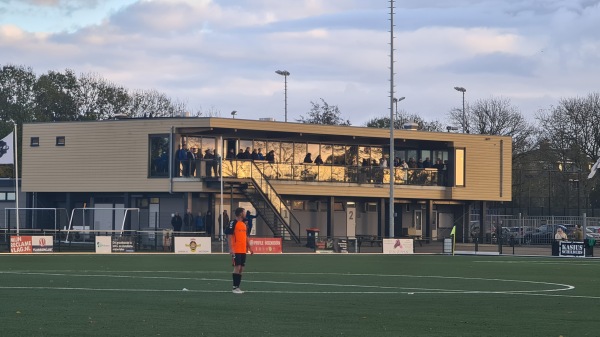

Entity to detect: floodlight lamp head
[275,70,290,76]
[454,86,466,93]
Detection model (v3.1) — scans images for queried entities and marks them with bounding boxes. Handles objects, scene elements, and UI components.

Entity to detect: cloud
[1,0,600,125]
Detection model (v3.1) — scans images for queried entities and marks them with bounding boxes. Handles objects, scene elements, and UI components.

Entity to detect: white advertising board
[383,239,414,254]
[174,237,212,254]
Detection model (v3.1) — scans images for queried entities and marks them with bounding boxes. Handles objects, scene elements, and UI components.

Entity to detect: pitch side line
[0,270,573,295]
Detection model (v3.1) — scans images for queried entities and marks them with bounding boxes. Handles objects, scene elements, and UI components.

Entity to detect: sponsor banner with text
[174,237,211,254]
[11,236,53,253]
[559,241,585,257]
[95,236,112,253]
[249,237,282,254]
[383,239,414,254]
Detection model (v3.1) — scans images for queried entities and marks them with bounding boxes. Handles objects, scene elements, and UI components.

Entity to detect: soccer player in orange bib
[225,207,253,294]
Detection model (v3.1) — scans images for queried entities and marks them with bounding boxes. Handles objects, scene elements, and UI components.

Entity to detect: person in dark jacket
[171,212,183,232]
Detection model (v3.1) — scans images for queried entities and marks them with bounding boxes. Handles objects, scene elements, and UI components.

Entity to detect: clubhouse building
[20,117,511,243]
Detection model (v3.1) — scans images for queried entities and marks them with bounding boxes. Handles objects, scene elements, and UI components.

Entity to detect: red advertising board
[248,237,282,254]
[10,236,33,253]
[10,236,54,253]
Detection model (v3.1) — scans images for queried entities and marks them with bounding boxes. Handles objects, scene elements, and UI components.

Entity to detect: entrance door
[431,210,438,240]
[393,203,403,238]
[413,209,423,237]
[149,202,159,230]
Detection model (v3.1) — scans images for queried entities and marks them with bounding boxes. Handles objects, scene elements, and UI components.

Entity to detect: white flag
[0,132,14,165]
[588,157,600,179]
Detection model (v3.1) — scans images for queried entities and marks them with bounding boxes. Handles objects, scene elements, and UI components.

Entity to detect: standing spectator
[187,148,197,177]
[205,210,213,237]
[251,149,259,161]
[171,212,183,232]
[257,148,265,160]
[303,153,313,163]
[315,155,324,165]
[555,227,568,241]
[226,148,235,160]
[219,210,230,232]
[174,145,183,177]
[195,211,205,232]
[243,147,251,159]
[574,225,584,241]
[183,209,194,232]
[266,150,275,163]
[213,151,221,177]
[423,157,432,168]
[225,207,253,294]
[236,149,245,160]
[180,144,190,177]
[204,149,214,177]
[245,210,257,235]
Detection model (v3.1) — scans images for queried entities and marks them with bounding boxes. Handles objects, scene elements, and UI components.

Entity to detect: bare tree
[538,92,600,165]
[127,89,187,118]
[366,112,443,132]
[297,98,351,125]
[449,97,537,155]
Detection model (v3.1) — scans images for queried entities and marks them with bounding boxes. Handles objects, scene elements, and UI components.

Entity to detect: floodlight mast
[275,70,290,122]
[454,86,466,133]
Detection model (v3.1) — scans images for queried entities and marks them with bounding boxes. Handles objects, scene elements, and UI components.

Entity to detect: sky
[1,0,599,126]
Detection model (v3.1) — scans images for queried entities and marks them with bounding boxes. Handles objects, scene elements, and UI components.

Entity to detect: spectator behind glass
[303,153,313,163]
[266,150,275,163]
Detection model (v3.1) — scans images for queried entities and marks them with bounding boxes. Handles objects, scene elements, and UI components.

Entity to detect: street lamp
[454,86,466,133]
[231,110,237,119]
[275,70,290,122]
[393,97,405,127]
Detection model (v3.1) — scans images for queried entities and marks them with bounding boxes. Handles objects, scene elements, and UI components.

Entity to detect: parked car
[491,227,513,244]
[524,224,570,245]
[506,226,534,241]
[524,224,598,244]
[587,226,600,234]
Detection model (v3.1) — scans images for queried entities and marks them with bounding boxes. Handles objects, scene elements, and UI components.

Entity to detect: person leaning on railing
[555,227,568,241]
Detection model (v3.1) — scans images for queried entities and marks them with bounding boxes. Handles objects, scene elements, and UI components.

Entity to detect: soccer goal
[3,208,69,234]
[64,207,140,243]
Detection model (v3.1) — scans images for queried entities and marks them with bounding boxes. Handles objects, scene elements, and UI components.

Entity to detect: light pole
[230,110,237,119]
[454,86,466,133]
[393,97,405,127]
[275,70,290,122]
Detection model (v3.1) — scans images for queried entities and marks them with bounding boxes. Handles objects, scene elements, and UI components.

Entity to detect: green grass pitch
[1,254,599,336]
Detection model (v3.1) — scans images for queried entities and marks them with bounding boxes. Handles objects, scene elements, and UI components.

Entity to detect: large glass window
[359,146,371,166]
[254,140,267,159]
[201,137,216,154]
[149,134,170,178]
[371,147,383,166]
[281,142,293,163]
[455,148,465,186]
[322,144,333,164]
[239,140,252,155]
[346,145,359,166]
[333,145,345,165]
[294,143,307,164]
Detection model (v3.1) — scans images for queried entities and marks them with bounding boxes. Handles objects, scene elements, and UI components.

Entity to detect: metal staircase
[230,161,301,243]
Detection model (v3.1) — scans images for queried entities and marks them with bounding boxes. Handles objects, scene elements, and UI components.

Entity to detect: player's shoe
[232,287,244,294]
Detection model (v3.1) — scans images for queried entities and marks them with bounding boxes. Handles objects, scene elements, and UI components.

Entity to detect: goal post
[3,208,69,234]
[64,207,140,243]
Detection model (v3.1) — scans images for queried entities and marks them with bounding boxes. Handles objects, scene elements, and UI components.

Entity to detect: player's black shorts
[233,253,246,266]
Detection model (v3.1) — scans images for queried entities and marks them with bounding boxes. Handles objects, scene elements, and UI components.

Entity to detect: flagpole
[14,122,19,235]
[451,225,456,256]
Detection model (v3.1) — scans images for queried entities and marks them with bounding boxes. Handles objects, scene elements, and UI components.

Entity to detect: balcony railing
[175,159,445,186]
